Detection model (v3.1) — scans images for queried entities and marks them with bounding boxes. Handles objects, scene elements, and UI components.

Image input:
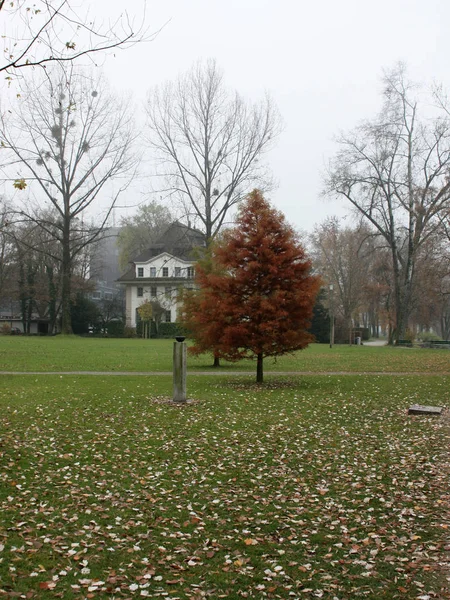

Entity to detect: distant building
[89,227,123,303]
[117,222,205,328]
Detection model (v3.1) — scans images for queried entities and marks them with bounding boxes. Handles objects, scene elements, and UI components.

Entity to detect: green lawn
[1,335,450,373]
[1,373,449,599]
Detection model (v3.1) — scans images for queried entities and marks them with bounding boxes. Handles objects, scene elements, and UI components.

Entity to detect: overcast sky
[12,0,450,233]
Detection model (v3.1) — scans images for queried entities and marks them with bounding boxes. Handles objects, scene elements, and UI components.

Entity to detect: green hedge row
[135,321,186,339]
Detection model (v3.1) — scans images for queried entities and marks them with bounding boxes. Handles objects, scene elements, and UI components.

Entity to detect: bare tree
[0,0,151,77]
[0,198,15,312]
[310,218,371,342]
[411,233,450,338]
[0,65,138,333]
[145,59,282,242]
[325,64,450,343]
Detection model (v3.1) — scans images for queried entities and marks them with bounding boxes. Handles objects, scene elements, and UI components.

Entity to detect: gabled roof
[132,222,205,262]
[117,222,205,283]
[135,251,193,266]
[116,267,135,282]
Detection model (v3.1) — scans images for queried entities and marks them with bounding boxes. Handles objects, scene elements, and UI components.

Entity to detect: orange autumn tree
[181,190,321,383]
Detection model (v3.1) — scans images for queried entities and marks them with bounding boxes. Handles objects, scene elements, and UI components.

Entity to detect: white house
[117,223,205,328]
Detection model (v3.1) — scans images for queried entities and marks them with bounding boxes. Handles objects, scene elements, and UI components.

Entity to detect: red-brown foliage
[180,190,321,381]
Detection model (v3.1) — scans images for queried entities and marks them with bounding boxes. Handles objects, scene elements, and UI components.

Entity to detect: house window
[137,267,144,277]
[165,286,171,299]
[92,291,101,300]
[137,287,144,297]
[104,292,113,300]
[162,267,169,277]
[151,286,157,298]
[174,266,181,277]
[187,267,195,278]
[165,310,171,323]
[150,267,156,277]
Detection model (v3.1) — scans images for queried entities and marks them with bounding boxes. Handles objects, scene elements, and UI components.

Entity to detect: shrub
[106,320,125,337]
[158,322,186,338]
[0,323,11,335]
[403,328,415,343]
[416,331,443,342]
[123,326,137,338]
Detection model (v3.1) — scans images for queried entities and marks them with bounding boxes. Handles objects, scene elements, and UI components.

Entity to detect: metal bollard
[173,336,187,403]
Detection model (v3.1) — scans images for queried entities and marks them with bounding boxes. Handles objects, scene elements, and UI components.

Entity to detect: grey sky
[11,0,450,233]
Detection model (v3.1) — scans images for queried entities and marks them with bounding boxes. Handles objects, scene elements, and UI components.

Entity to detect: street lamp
[329,284,334,349]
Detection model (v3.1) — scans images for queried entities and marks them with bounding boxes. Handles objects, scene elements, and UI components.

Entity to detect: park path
[0,370,449,376]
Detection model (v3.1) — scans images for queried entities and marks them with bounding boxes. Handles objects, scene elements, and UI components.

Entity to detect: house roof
[116,222,205,283]
[132,222,205,262]
[117,266,135,282]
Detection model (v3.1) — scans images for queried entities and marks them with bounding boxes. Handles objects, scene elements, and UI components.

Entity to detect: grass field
[1,335,450,373]
[0,339,449,598]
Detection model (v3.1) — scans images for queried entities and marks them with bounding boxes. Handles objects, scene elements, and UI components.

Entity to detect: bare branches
[324,64,450,342]
[0,0,156,78]
[146,59,282,242]
[0,65,138,332]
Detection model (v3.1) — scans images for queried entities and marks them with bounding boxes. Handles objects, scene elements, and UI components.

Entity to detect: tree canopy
[146,60,281,243]
[1,65,137,333]
[181,190,320,382]
[117,201,172,270]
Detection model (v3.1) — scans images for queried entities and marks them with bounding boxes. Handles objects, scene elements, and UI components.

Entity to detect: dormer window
[150,267,156,277]
[137,267,144,277]
[174,267,181,277]
[162,267,169,277]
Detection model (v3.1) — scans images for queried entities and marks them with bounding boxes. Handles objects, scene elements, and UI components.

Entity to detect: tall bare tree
[411,233,450,338]
[146,59,281,242]
[0,0,150,77]
[310,218,371,342]
[0,198,15,309]
[0,66,138,333]
[325,64,450,343]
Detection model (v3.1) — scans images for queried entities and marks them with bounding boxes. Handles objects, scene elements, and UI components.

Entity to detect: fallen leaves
[0,374,449,599]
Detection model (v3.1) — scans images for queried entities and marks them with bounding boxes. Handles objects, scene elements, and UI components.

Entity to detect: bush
[71,293,101,335]
[157,322,186,338]
[136,320,157,338]
[135,321,186,339]
[416,331,443,342]
[105,320,125,337]
[0,323,11,335]
[403,328,416,343]
[123,326,137,338]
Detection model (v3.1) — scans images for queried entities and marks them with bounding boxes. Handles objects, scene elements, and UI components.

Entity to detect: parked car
[10,327,22,335]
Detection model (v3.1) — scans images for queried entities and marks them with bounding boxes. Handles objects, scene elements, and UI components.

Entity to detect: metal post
[173,336,187,403]
[329,284,334,349]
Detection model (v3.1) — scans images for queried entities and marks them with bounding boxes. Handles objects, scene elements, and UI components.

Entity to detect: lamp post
[329,284,334,349]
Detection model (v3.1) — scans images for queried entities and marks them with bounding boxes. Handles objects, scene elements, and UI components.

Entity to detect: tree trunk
[26,262,34,334]
[213,354,220,367]
[61,219,73,334]
[47,266,57,335]
[256,353,263,384]
[393,278,413,343]
[390,248,406,344]
[19,259,27,333]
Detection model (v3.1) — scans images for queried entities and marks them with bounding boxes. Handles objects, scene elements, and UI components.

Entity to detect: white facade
[125,252,195,327]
